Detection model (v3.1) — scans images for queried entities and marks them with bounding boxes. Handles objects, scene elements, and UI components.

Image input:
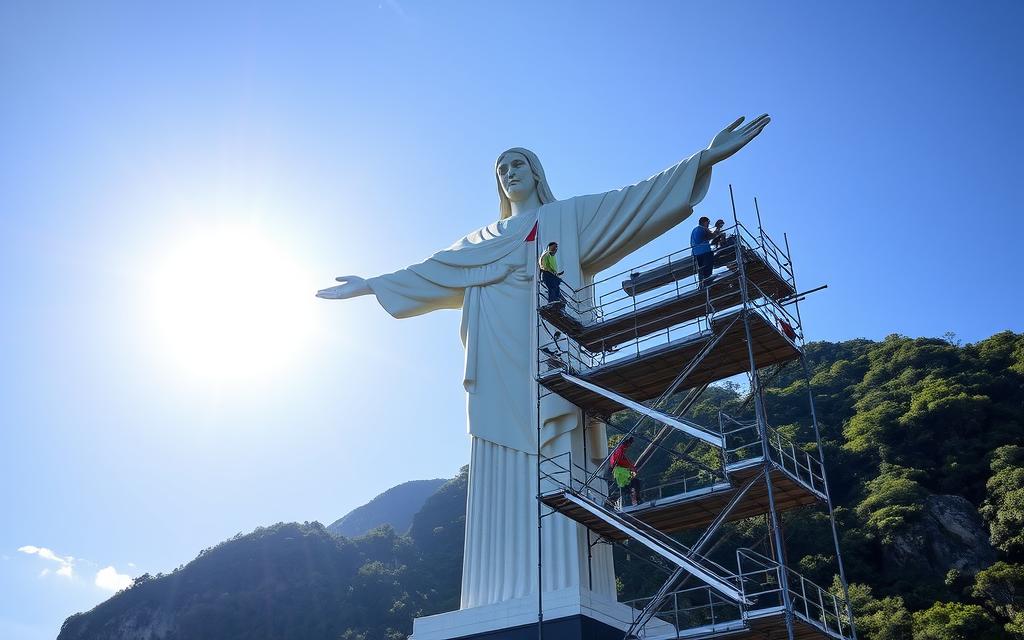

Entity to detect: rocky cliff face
[61,608,175,640]
[886,494,995,577]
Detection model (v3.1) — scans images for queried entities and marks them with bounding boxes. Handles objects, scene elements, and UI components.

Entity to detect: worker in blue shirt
[690,217,725,287]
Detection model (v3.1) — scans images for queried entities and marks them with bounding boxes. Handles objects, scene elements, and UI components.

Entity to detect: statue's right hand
[316,275,371,300]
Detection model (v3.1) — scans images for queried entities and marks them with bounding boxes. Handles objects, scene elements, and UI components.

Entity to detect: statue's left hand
[704,114,770,166]
[316,275,371,300]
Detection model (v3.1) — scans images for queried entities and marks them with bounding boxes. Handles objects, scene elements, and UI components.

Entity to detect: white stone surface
[409,587,674,640]
[356,148,715,609]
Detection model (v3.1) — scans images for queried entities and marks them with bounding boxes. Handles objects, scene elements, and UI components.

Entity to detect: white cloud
[18,545,74,578]
[95,566,132,592]
[18,546,72,565]
[20,545,130,589]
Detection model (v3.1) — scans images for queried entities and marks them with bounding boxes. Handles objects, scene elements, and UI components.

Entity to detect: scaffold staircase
[533,193,857,640]
[543,489,747,604]
[556,373,724,447]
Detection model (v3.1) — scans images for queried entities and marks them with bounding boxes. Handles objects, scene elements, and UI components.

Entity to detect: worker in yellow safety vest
[538,241,565,304]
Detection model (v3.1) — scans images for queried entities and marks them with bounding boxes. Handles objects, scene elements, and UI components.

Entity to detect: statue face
[496,152,538,203]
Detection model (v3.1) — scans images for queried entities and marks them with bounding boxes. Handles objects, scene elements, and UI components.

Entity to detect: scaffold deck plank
[747,613,849,640]
[538,310,800,415]
[642,611,842,640]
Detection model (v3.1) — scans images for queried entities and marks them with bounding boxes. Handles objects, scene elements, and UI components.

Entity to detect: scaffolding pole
[785,232,859,640]
[535,230,544,640]
[731,184,796,640]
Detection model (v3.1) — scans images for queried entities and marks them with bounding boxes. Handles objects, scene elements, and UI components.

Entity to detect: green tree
[855,464,927,544]
[843,580,912,640]
[972,562,1024,637]
[980,446,1024,556]
[911,602,1001,640]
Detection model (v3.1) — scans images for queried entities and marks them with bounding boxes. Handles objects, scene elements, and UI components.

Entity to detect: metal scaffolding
[534,186,857,640]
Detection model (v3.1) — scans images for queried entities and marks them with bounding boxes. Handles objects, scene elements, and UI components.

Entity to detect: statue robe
[367,150,711,609]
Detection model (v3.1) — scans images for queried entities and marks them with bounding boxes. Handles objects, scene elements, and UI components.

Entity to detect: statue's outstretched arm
[318,268,464,318]
[316,275,371,300]
[699,114,771,171]
[576,114,769,273]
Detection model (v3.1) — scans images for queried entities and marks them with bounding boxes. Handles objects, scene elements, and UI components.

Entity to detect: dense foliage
[59,332,1024,640]
[611,331,1024,638]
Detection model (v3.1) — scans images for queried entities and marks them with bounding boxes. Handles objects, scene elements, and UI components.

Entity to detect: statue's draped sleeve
[365,214,535,320]
[366,268,465,319]
[574,150,712,274]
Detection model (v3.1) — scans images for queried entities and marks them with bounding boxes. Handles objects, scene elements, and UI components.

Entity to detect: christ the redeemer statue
[318,115,770,612]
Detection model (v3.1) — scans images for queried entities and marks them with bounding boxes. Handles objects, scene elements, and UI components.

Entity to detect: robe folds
[367,150,712,609]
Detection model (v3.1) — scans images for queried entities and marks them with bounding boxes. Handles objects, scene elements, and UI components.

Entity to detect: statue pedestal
[410,588,672,640]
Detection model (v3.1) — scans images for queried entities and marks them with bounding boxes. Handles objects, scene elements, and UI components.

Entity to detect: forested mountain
[327,479,447,538]
[58,471,470,640]
[59,332,1024,640]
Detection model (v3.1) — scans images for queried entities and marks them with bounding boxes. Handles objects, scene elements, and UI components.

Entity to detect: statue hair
[495,147,556,220]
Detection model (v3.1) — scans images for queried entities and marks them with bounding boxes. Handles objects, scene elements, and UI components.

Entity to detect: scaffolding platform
[541,454,824,541]
[630,461,824,535]
[538,309,800,415]
[541,250,795,354]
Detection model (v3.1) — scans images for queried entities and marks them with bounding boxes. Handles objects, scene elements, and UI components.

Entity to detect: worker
[610,436,641,507]
[691,217,725,287]
[538,241,565,304]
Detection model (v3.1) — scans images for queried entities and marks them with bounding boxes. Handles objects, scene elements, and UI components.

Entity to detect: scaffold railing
[537,273,802,379]
[623,585,744,638]
[737,549,854,640]
[564,220,795,320]
[619,549,854,640]
[537,221,798,357]
[624,470,729,509]
[719,413,828,497]
[559,405,828,513]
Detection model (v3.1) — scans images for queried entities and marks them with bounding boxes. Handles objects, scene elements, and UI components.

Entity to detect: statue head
[495,147,556,220]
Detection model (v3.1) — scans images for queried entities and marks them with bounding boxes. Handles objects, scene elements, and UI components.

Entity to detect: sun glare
[148,225,317,383]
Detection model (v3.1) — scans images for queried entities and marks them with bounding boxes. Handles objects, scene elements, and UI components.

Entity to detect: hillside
[327,478,446,538]
[58,470,468,640]
[59,332,1024,640]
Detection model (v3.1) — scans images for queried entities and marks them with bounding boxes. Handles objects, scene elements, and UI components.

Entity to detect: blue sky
[1,2,1022,638]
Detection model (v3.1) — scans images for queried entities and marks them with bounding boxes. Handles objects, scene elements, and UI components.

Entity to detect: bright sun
[148,225,317,382]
